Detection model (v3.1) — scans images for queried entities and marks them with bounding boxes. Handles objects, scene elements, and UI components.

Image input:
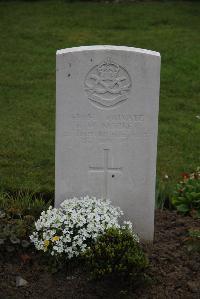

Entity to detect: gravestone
[55,45,161,241]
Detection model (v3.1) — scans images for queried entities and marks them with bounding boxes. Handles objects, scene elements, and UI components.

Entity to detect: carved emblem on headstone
[84,58,132,108]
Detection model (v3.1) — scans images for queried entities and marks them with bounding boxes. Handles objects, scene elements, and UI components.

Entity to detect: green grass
[0,1,200,194]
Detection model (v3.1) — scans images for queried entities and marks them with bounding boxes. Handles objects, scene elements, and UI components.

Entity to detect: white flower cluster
[30,196,138,259]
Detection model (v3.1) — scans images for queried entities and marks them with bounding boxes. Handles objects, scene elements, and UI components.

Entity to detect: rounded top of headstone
[56,45,160,57]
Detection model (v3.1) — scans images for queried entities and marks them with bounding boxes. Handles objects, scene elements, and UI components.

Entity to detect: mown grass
[0,1,199,194]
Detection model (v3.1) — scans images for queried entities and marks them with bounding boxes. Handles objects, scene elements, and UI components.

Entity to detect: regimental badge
[84,58,132,108]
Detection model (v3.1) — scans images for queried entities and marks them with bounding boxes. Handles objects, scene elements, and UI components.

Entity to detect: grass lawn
[0,0,199,194]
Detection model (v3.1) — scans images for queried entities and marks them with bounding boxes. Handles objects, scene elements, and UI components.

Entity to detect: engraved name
[63,113,146,142]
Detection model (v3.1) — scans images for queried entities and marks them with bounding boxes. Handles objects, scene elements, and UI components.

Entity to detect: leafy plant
[171,167,200,217]
[0,192,51,252]
[84,227,148,285]
[184,229,200,253]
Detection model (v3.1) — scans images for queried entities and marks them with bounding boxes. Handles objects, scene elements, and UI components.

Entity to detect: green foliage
[0,192,51,252]
[171,167,200,217]
[155,178,173,210]
[185,229,200,253]
[84,227,148,285]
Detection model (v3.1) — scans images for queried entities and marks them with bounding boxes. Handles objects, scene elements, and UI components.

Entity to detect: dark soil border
[0,210,199,299]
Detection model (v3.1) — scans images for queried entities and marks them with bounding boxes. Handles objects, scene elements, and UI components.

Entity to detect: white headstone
[55,45,161,241]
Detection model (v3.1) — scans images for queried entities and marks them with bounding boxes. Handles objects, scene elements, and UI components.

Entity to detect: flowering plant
[172,167,200,217]
[30,196,137,259]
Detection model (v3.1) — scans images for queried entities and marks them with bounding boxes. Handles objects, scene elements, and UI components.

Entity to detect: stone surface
[55,45,161,241]
[16,276,28,287]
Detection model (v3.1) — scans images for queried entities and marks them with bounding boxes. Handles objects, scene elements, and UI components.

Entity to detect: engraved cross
[89,149,122,199]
